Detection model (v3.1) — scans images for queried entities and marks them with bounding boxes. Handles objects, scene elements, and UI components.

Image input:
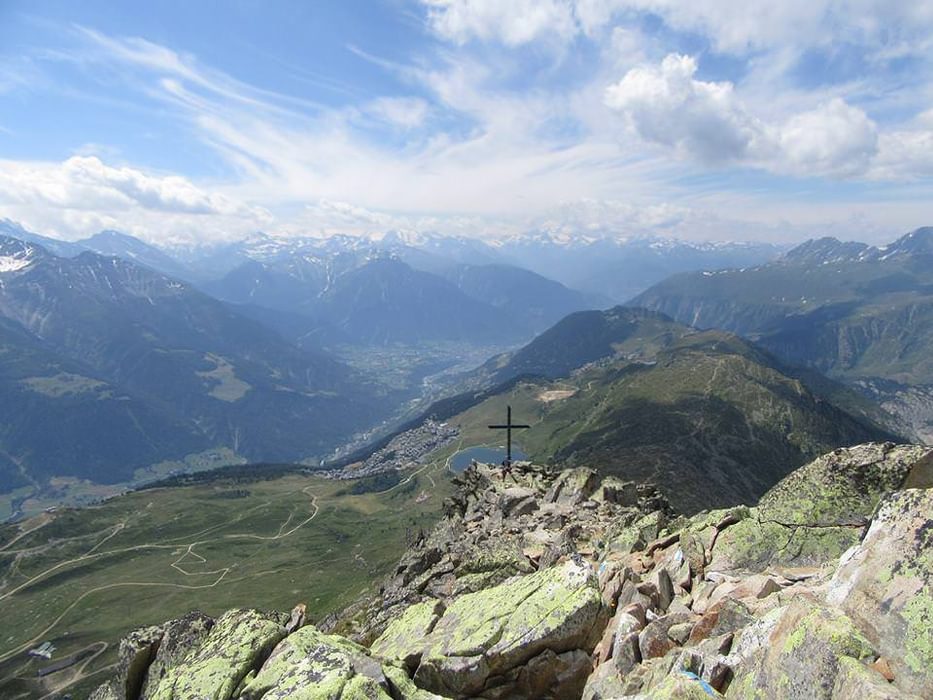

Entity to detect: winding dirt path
[0,487,320,665]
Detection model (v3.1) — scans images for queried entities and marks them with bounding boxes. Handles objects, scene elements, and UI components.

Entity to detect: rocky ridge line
[92,442,933,699]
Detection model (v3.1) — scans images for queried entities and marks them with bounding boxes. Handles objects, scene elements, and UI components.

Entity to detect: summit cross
[488,405,530,467]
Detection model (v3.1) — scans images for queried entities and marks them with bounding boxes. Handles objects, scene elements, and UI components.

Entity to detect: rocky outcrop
[708,443,928,573]
[413,559,605,698]
[826,488,933,697]
[327,462,671,645]
[93,443,933,699]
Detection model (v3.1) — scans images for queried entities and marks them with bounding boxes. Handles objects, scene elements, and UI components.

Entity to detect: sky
[0,0,932,246]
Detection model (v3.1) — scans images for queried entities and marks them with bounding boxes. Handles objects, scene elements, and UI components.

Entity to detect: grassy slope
[433,331,892,515]
[0,463,454,699]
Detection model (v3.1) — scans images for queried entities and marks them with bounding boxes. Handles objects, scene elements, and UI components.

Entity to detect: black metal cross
[488,405,530,467]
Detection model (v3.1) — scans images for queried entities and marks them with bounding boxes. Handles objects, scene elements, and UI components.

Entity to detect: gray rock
[827,488,933,698]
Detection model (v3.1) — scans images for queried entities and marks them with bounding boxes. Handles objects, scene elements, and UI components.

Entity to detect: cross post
[488,405,530,468]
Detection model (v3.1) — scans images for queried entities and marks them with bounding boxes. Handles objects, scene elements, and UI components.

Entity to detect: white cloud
[3,18,930,247]
[604,54,763,163]
[605,54,887,178]
[777,99,878,176]
[422,0,578,46]
[365,97,430,129]
[421,0,933,58]
[0,157,270,244]
[0,156,257,216]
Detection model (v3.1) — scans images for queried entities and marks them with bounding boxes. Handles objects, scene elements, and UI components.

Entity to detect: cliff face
[93,444,933,699]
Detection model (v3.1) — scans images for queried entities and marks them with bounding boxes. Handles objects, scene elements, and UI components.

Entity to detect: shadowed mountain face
[0,235,396,487]
[78,229,196,281]
[206,257,605,347]
[480,306,689,384]
[312,258,524,345]
[517,331,895,513]
[390,306,897,514]
[631,227,933,440]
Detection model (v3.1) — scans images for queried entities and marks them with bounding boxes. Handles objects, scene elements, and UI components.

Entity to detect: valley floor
[0,459,454,699]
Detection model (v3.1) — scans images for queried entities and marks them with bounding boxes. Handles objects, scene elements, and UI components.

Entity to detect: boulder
[238,625,393,700]
[90,624,164,700]
[646,670,725,698]
[827,488,933,698]
[498,487,539,517]
[544,467,600,505]
[687,598,753,645]
[371,599,445,672]
[582,662,629,700]
[482,648,592,699]
[140,612,215,699]
[728,599,876,699]
[148,609,287,700]
[709,444,930,573]
[414,559,607,697]
[592,477,639,507]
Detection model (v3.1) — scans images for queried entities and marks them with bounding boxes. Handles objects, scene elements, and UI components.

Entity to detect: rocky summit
[92,443,933,699]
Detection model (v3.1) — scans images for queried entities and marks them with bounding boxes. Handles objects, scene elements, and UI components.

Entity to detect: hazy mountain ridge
[631,226,933,439]
[0,235,398,493]
[382,306,897,514]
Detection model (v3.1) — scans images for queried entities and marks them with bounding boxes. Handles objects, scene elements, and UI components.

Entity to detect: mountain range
[0,219,926,517]
[0,234,396,494]
[402,306,896,513]
[632,227,933,440]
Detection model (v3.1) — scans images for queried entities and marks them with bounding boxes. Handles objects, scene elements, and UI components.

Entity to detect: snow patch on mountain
[0,255,32,272]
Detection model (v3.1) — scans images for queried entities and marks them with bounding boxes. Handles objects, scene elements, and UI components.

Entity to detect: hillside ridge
[91,443,933,699]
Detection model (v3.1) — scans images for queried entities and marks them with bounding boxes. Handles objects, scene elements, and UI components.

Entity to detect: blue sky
[0,0,931,246]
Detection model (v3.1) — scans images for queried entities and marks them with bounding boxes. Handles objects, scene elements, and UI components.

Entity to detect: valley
[0,462,454,699]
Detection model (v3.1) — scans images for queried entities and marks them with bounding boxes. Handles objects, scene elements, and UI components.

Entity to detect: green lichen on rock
[649,671,725,698]
[827,488,933,698]
[736,599,875,700]
[832,657,911,700]
[381,664,448,700]
[758,443,928,527]
[149,609,286,700]
[708,445,930,573]
[370,599,444,670]
[414,559,606,697]
[239,625,392,700]
[902,594,933,675]
[453,539,532,578]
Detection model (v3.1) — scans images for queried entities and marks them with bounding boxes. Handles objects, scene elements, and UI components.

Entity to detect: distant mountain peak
[882,226,933,257]
[782,236,869,264]
[0,235,42,273]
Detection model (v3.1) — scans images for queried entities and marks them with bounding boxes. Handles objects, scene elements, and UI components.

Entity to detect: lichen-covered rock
[371,599,444,671]
[238,625,394,700]
[497,486,539,517]
[641,670,725,698]
[827,488,933,698]
[544,467,600,505]
[709,444,930,573]
[482,648,592,699]
[381,664,448,699]
[89,447,933,700]
[583,662,630,700]
[728,599,876,700]
[832,657,922,700]
[148,609,287,700]
[90,623,164,700]
[414,559,607,697]
[141,612,215,699]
